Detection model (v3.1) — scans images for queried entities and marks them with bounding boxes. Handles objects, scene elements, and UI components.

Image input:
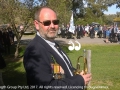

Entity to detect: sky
[104,4,120,15]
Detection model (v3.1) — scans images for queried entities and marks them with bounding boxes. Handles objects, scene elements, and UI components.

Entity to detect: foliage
[46,0,72,25]
[77,0,107,25]
[75,0,120,25]
[72,0,85,18]
[104,14,116,25]
[0,0,39,58]
[113,17,120,22]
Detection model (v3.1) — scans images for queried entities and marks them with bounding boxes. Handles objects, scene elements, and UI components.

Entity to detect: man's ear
[34,20,39,30]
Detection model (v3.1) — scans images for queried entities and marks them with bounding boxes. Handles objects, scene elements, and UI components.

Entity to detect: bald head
[34,6,56,21]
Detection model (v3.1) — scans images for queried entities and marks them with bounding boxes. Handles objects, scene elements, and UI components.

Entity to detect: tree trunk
[14,40,20,59]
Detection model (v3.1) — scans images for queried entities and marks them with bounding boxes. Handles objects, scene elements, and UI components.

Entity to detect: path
[19,35,119,45]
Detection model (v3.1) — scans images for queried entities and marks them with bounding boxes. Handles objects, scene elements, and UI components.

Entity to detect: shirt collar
[37,31,55,46]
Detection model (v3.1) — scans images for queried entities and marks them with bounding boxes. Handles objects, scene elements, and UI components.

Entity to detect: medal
[51,55,65,79]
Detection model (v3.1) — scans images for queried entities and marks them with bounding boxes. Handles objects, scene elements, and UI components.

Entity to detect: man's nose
[50,22,55,28]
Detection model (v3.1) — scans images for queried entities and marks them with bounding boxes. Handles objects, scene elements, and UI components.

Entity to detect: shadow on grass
[2,61,26,86]
[2,44,27,89]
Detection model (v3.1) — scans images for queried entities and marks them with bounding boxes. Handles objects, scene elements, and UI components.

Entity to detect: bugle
[74,49,88,75]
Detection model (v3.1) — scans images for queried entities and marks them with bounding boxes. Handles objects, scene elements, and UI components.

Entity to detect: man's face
[34,8,59,40]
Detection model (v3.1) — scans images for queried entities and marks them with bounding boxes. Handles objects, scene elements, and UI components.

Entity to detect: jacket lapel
[34,35,73,77]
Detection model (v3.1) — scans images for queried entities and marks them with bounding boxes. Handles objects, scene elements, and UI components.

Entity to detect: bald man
[23,6,91,90]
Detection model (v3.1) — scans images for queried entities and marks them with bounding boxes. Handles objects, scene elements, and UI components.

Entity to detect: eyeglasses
[38,20,59,26]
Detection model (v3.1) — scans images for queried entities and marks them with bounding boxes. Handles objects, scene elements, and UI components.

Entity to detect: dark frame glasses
[38,20,59,26]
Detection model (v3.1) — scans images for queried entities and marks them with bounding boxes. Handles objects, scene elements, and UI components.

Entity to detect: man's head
[34,6,59,41]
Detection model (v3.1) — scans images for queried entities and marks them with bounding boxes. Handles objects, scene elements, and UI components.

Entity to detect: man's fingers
[80,70,84,75]
[81,73,92,85]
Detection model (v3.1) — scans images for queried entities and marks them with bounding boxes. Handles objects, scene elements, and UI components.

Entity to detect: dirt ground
[19,35,120,45]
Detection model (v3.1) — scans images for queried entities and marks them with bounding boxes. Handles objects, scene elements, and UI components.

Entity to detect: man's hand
[80,70,92,85]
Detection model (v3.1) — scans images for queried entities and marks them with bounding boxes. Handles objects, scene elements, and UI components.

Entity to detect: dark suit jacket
[0,43,6,69]
[76,26,84,32]
[23,35,84,90]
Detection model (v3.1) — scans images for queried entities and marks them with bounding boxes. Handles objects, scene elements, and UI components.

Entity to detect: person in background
[23,6,91,90]
[89,25,95,39]
[76,24,81,39]
[66,24,71,39]
[61,23,66,38]
[80,24,84,38]
[2,29,11,54]
[102,24,107,38]
[117,28,120,44]
[105,27,110,43]
[57,27,61,38]
[7,25,14,45]
[98,25,103,38]
[84,24,90,37]
[0,42,6,87]
[0,28,3,46]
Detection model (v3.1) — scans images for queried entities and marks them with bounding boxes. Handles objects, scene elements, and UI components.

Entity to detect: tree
[0,0,43,59]
[72,0,85,18]
[46,0,72,25]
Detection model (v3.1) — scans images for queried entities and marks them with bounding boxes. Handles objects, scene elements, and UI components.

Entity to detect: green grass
[2,44,120,90]
[67,45,120,90]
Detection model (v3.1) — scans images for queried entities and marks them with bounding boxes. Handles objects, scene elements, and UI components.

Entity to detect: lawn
[67,44,120,90]
[2,44,120,90]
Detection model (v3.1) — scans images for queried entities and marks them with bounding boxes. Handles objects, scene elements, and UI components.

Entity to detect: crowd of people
[57,23,120,44]
[0,24,14,54]
[0,25,14,86]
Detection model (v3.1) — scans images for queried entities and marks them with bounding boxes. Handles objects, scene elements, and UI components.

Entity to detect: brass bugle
[74,49,88,75]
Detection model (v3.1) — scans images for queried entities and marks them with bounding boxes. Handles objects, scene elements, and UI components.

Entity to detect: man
[0,42,6,87]
[23,6,91,90]
[94,25,99,38]
[76,25,82,39]
[84,24,90,37]
[61,23,66,38]
[66,24,71,39]
[103,25,107,38]
[98,25,103,38]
